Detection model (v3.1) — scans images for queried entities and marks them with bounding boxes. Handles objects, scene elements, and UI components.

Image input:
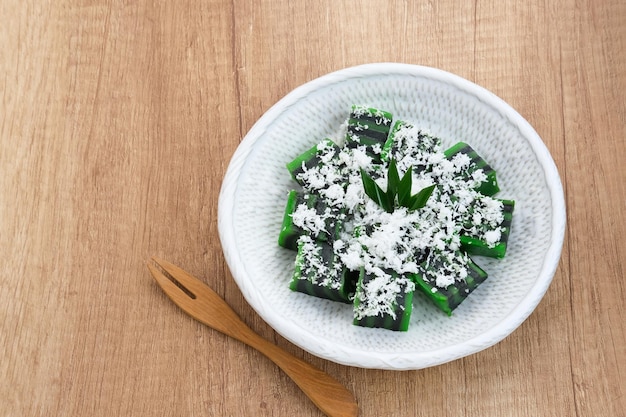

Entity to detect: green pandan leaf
[397,166,413,207]
[361,163,434,213]
[386,159,400,201]
[360,169,393,212]
[408,184,436,210]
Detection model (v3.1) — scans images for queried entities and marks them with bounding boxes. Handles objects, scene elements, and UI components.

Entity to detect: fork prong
[150,256,209,297]
[149,257,251,337]
[147,262,196,305]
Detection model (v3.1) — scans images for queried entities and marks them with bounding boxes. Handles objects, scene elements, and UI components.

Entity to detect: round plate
[218,63,566,370]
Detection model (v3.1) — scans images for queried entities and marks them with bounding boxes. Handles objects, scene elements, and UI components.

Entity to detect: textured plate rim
[218,63,566,370]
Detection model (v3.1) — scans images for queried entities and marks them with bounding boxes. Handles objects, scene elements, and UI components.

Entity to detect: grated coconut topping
[289,116,507,320]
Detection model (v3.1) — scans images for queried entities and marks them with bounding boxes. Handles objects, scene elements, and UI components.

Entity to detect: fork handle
[221,323,358,417]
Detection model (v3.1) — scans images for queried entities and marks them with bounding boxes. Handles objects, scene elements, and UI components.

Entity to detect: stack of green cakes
[278,105,514,331]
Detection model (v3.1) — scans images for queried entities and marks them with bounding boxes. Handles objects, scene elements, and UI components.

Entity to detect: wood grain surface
[1,0,624,416]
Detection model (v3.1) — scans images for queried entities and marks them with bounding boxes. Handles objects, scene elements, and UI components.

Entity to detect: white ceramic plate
[218,63,566,370]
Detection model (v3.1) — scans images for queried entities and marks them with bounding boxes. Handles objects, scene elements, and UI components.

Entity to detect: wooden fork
[147,257,358,417]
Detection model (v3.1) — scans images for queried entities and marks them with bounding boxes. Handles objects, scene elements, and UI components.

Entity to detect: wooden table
[2,1,624,416]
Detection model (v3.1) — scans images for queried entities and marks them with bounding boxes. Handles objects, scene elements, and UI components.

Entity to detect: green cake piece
[460,199,515,258]
[289,237,356,303]
[381,120,441,171]
[444,142,500,196]
[345,105,393,162]
[353,268,415,331]
[278,190,345,250]
[278,191,313,250]
[286,138,340,186]
[412,249,488,316]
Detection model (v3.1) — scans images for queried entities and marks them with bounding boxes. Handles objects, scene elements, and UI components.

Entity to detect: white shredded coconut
[288,113,510,321]
[483,229,502,247]
[354,275,415,320]
[342,242,364,270]
[321,183,345,206]
[291,205,326,237]
[351,147,373,169]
